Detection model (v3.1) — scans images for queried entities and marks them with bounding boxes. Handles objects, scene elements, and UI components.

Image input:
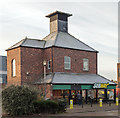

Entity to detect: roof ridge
[43,40,46,48]
[6,39,25,51]
[54,32,59,46]
[97,74,116,85]
[20,38,27,46]
[25,38,44,41]
[6,37,46,51]
[51,73,55,84]
[42,32,57,41]
[67,32,98,52]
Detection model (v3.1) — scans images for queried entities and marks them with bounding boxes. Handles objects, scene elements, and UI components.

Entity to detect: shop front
[52,83,116,104]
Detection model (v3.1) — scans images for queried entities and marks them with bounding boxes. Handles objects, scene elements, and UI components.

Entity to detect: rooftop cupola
[46,11,72,33]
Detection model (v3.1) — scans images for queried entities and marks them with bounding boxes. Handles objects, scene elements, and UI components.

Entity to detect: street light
[43,60,46,99]
[43,60,47,66]
[51,84,53,97]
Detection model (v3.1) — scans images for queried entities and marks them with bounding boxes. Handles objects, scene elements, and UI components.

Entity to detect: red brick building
[117,63,120,84]
[7,11,116,103]
[117,63,120,96]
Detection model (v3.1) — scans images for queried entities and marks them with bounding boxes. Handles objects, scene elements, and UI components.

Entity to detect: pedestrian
[62,91,66,99]
[77,92,82,105]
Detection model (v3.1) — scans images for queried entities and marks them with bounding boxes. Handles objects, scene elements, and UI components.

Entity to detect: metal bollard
[100,99,102,107]
[91,99,93,107]
[70,99,73,109]
[109,100,111,106]
[116,97,119,106]
[82,100,83,108]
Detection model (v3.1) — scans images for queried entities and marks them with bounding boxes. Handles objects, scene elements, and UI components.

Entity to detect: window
[12,59,16,77]
[83,58,89,71]
[64,56,71,70]
[48,60,51,69]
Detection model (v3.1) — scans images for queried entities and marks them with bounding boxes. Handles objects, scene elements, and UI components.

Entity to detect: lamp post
[43,60,46,100]
[51,84,53,97]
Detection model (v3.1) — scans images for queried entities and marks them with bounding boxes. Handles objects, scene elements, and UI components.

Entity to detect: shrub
[45,100,59,113]
[57,98,67,112]
[2,85,38,116]
[33,100,45,113]
[33,100,59,114]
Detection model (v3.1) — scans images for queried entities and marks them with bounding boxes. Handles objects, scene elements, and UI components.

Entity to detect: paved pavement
[53,110,118,117]
[53,103,119,116]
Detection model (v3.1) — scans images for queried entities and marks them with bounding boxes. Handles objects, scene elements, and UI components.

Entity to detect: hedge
[57,98,67,112]
[2,85,38,116]
[33,100,59,114]
[33,99,67,114]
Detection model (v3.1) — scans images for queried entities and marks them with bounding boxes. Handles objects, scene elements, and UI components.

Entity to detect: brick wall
[46,84,52,99]
[7,46,97,86]
[36,84,52,99]
[7,47,21,86]
[21,47,44,84]
[53,47,97,74]
[7,47,54,86]
[43,48,53,74]
[117,63,120,84]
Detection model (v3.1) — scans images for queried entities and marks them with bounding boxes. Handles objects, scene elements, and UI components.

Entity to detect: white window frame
[64,56,71,70]
[12,59,16,77]
[48,60,51,69]
[83,58,89,71]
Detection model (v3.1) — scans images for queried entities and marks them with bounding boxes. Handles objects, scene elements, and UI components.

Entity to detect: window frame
[48,60,51,69]
[64,56,71,70]
[83,58,89,71]
[12,59,16,77]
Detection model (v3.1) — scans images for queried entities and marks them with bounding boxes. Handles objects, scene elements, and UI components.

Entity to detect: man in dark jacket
[77,92,82,105]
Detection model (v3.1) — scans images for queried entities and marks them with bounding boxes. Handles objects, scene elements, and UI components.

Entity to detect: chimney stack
[46,11,72,33]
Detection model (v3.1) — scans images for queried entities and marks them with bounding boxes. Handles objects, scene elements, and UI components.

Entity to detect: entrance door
[71,90,82,104]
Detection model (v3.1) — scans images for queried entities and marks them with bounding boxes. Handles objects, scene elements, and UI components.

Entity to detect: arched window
[12,59,16,77]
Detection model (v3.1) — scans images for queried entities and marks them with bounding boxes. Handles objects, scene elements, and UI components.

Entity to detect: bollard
[116,97,119,106]
[100,99,102,107]
[82,99,83,108]
[70,99,73,109]
[109,100,111,106]
[91,99,93,107]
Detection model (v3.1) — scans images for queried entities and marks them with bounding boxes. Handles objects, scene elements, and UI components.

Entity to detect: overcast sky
[0,0,118,81]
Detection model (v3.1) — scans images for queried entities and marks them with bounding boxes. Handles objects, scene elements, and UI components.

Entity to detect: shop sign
[71,85,81,90]
[93,83,109,89]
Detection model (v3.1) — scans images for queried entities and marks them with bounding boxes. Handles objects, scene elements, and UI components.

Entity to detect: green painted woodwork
[81,85,92,89]
[107,85,116,89]
[53,85,71,90]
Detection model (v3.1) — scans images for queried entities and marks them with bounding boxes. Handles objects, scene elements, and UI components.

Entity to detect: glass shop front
[52,83,116,104]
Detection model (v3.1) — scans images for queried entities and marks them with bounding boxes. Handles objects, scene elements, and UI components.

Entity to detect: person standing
[63,91,65,99]
[77,92,82,105]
